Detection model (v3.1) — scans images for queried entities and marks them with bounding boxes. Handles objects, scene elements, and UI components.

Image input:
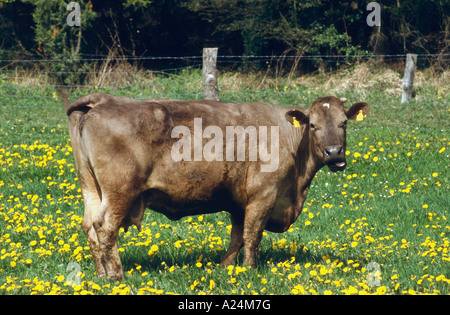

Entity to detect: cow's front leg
[242,194,276,268]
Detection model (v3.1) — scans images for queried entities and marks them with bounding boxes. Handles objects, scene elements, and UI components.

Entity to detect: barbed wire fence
[0,52,448,141]
[1,51,448,85]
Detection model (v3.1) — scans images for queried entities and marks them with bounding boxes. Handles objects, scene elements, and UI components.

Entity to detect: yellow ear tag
[356,110,365,122]
[293,117,301,128]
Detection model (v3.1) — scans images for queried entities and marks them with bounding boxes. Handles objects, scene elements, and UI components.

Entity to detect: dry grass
[3,60,448,98]
[221,61,449,97]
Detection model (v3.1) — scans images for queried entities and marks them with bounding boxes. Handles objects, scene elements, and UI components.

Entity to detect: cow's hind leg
[93,196,132,281]
[81,190,107,278]
[220,212,244,266]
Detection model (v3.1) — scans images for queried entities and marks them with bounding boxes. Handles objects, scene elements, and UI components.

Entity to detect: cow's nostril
[324,146,344,159]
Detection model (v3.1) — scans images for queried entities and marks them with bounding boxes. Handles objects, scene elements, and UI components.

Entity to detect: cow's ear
[285,109,309,128]
[346,102,370,121]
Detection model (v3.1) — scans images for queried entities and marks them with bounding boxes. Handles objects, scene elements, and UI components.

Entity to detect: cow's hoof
[107,272,124,281]
[219,258,236,267]
[108,275,124,282]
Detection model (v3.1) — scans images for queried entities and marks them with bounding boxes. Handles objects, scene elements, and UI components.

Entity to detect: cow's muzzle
[324,145,346,172]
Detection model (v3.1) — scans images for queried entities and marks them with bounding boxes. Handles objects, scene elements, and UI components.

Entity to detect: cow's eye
[310,123,316,130]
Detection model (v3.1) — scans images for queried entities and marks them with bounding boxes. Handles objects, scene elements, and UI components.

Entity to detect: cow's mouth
[323,145,346,172]
[326,160,347,172]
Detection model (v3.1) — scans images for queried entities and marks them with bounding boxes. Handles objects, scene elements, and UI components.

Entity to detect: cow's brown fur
[62,92,369,280]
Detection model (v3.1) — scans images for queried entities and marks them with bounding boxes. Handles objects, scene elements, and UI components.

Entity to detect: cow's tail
[60,90,104,206]
[58,90,110,117]
[59,88,71,113]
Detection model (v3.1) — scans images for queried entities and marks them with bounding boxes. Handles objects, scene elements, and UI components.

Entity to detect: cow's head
[286,96,369,172]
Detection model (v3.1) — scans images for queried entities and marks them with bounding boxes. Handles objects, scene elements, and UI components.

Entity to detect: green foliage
[123,0,152,9]
[187,0,449,64]
[0,0,448,74]
[23,0,96,84]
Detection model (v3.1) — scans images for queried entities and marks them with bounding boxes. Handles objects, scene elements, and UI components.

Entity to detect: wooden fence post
[202,47,220,101]
[401,53,417,103]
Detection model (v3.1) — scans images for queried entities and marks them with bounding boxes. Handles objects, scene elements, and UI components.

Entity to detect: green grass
[0,70,448,295]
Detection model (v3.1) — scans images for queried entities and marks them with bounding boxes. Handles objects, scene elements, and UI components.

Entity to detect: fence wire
[0,52,447,140]
[1,52,446,87]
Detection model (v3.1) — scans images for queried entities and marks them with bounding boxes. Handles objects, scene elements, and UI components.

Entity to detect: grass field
[0,68,448,295]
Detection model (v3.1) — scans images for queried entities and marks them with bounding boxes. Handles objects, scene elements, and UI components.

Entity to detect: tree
[186,0,369,71]
[25,0,96,83]
[0,0,448,76]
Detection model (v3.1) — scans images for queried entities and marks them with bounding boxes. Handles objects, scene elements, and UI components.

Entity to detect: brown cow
[61,92,369,280]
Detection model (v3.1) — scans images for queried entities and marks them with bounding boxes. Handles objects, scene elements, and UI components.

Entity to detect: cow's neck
[293,126,322,217]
